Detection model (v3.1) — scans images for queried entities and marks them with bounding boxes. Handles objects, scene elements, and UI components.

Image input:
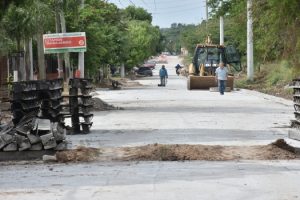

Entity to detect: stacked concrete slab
[0,79,67,151]
[289,78,300,140]
[65,78,93,134]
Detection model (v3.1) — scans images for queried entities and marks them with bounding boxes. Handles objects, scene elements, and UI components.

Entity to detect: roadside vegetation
[235,61,295,99]
[0,0,162,79]
[162,0,300,99]
[1,0,300,98]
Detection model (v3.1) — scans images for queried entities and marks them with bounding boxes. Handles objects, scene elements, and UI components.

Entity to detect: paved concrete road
[1,56,299,200]
[70,56,293,148]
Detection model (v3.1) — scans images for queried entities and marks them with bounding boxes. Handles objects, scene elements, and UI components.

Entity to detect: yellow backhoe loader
[187,38,241,90]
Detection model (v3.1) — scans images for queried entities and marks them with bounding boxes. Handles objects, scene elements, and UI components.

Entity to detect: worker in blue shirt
[159,65,168,86]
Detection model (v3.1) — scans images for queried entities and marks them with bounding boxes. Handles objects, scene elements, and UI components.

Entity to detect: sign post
[43,32,87,78]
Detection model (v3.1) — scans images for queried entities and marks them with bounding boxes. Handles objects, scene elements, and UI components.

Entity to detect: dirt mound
[117,78,142,87]
[92,97,121,111]
[96,78,142,89]
[123,144,225,161]
[272,139,295,153]
[123,142,298,161]
[56,146,101,162]
[54,139,299,163]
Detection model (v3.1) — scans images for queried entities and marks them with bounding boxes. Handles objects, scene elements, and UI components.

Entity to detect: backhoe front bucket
[187,75,234,90]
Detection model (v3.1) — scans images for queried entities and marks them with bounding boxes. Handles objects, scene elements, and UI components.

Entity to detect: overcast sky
[107,0,207,28]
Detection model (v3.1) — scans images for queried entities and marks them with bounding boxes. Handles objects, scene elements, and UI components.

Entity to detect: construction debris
[289,78,300,140]
[51,139,299,163]
[0,79,67,151]
[0,77,98,153]
[62,78,94,134]
[56,146,100,162]
[91,97,121,111]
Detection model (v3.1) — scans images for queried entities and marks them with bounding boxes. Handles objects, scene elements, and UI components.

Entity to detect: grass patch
[235,60,296,99]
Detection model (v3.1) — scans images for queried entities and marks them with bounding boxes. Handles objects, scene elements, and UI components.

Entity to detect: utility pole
[219,0,224,45]
[55,3,63,78]
[79,0,85,78]
[247,0,254,81]
[205,0,208,34]
[60,11,71,80]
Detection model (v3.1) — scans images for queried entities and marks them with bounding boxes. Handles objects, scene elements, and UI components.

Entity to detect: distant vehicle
[156,55,168,64]
[162,52,171,56]
[187,36,241,90]
[143,61,156,69]
[135,67,153,76]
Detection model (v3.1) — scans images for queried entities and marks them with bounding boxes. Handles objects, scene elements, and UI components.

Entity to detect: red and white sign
[43,32,87,54]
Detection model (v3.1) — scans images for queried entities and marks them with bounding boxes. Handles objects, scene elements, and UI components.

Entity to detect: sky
[107,0,207,28]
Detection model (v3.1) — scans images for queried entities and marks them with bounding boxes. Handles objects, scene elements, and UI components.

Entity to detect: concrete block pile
[0,79,67,151]
[289,78,300,140]
[66,78,93,134]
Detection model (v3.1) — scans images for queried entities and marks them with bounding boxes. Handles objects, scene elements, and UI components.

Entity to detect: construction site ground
[1,56,300,200]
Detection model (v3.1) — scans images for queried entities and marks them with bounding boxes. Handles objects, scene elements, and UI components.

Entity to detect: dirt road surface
[1,56,300,200]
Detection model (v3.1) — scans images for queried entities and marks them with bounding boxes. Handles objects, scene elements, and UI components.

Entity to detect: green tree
[123,6,152,22]
[72,0,125,75]
[126,20,160,67]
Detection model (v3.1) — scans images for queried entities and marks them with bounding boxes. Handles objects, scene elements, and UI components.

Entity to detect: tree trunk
[16,39,25,81]
[29,38,34,80]
[55,9,63,79]
[37,32,46,80]
[120,64,125,78]
[60,11,71,80]
[24,39,34,80]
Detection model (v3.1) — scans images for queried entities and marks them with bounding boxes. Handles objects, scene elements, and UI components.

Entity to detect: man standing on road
[215,62,228,95]
[159,65,168,86]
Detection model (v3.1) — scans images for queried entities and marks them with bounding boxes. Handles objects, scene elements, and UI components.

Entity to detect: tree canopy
[0,0,162,77]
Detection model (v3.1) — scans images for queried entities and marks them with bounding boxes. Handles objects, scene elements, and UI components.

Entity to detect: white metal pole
[206,0,208,33]
[220,1,224,45]
[78,52,84,78]
[220,16,224,45]
[247,0,254,81]
[77,0,85,78]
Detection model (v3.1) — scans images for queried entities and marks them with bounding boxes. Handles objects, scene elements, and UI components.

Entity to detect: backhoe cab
[187,39,241,90]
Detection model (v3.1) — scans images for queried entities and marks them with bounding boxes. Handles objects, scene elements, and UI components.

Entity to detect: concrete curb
[0,150,56,162]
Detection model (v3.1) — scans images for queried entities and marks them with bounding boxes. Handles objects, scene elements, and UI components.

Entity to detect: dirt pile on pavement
[53,139,299,163]
[272,139,295,153]
[117,78,142,87]
[56,146,101,162]
[96,78,142,88]
[123,142,298,161]
[91,97,121,111]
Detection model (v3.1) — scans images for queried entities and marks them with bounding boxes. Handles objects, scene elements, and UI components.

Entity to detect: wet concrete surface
[1,56,299,199]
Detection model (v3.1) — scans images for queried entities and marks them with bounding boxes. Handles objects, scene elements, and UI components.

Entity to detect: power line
[118,0,124,7]
[139,0,148,7]
[128,0,135,6]
[151,0,196,3]
[151,3,203,10]
[152,6,203,14]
